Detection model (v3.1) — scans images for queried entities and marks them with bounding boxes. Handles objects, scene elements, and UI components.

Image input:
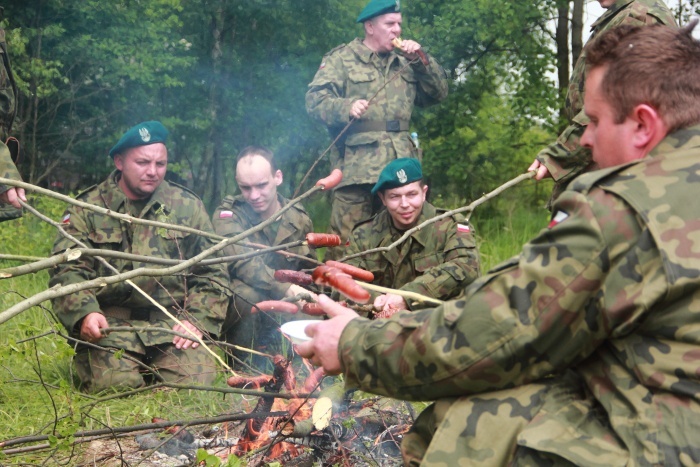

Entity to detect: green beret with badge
[371,157,422,195]
[356,0,401,23]
[108,121,169,158]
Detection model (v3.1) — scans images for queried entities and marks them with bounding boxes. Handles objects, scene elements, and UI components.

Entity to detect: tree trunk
[555,0,570,124]
[571,0,584,67]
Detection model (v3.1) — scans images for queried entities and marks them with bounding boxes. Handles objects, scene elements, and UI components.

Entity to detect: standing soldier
[529,0,675,207]
[344,158,480,315]
[49,121,230,393]
[306,0,448,258]
[212,146,317,366]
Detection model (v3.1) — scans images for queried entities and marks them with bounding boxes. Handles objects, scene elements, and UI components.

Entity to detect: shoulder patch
[218,210,233,219]
[548,211,569,228]
[457,223,471,233]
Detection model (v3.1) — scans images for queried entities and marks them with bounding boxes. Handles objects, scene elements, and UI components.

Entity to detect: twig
[355,281,444,306]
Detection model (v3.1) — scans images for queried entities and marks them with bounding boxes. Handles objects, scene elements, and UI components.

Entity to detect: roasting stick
[355,281,444,306]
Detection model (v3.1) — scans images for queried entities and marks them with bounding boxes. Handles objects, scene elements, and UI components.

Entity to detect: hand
[350,99,369,119]
[172,320,203,350]
[399,40,422,60]
[0,187,26,209]
[80,312,109,342]
[295,295,359,374]
[528,159,551,180]
[373,293,407,312]
[285,284,320,303]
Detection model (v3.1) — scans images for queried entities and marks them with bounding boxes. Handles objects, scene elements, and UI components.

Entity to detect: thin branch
[356,281,444,306]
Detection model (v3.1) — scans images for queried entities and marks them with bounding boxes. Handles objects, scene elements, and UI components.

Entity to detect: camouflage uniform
[536,0,675,205]
[306,38,448,252]
[212,194,315,360]
[338,125,700,465]
[0,139,20,194]
[49,171,230,393]
[345,202,480,308]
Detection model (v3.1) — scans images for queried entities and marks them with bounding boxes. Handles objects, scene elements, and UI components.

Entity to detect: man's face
[114,143,167,200]
[378,181,428,230]
[236,155,282,219]
[367,13,402,53]
[597,0,616,8]
[581,66,642,169]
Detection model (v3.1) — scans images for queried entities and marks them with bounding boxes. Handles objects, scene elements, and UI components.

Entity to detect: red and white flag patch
[61,213,71,224]
[457,223,471,233]
[548,211,569,228]
[219,210,233,219]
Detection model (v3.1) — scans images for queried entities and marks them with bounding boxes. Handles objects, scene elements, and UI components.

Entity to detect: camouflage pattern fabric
[0,138,21,195]
[338,125,700,465]
[536,0,675,203]
[49,171,230,391]
[306,37,447,243]
[344,202,480,308]
[212,194,315,361]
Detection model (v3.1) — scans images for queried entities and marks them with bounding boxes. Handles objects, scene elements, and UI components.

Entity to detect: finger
[295,341,313,358]
[536,165,549,180]
[318,294,358,318]
[373,295,386,309]
[17,188,26,202]
[527,159,540,172]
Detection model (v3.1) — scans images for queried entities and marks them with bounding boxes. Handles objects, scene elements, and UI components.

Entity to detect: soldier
[49,121,230,393]
[0,140,23,209]
[299,22,700,465]
[212,146,317,365]
[306,0,448,258]
[344,158,479,314]
[529,0,675,208]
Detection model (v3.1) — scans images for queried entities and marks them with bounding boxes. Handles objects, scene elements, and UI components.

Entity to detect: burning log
[312,383,350,430]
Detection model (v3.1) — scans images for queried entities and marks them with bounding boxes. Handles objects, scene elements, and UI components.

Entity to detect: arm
[535,118,591,182]
[0,140,25,209]
[337,188,654,400]
[410,51,449,108]
[305,51,355,128]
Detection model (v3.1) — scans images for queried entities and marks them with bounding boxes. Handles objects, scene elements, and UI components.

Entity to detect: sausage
[303,367,326,393]
[312,265,370,304]
[315,169,343,190]
[251,300,299,314]
[325,260,374,282]
[391,37,429,66]
[301,302,326,316]
[227,374,273,389]
[306,233,342,247]
[273,269,313,286]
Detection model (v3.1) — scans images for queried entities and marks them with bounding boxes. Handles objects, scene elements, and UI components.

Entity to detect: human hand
[80,312,109,342]
[373,293,407,313]
[398,39,422,60]
[286,284,320,303]
[350,99,369,119]
[172,320,203,350]
[528,159,551,180]
[0,187,26,209]
[295,295,359,374]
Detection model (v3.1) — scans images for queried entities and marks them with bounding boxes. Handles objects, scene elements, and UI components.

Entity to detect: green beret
[357,0,401,23]
[371,158,422,195]
[109,121,169,158]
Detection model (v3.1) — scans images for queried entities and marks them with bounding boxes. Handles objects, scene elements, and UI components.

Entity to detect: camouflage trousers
[325,183,383,261]
[402,372,629,466]
[74,343,216,393]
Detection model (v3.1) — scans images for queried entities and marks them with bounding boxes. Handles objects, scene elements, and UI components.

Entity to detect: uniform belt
[347,119,410,134]
[103,306,161,321]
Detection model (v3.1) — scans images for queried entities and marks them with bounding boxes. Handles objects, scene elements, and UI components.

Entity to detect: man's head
[581,21,700,168]
[372,158,427,230]
[235,146,283,220]
[110,121,169,200]
[358,0,402,53]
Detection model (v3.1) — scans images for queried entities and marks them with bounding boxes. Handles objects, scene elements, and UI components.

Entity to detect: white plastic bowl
[280,320,321,345]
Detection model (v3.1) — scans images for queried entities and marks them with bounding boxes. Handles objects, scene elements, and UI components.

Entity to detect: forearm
[412,55,449,106]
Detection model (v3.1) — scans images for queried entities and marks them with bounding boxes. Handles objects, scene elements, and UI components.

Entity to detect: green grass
[0,192,550,465]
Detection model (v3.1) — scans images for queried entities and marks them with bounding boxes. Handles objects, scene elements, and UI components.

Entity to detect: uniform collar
[382,201,436,247]
[590,0,635,31]
[349,37,398,65]
[102,170,171,216]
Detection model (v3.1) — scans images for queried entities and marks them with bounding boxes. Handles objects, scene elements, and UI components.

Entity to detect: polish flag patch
[457,223,471,233]
[319,61,326,69]
[219,210,233,219]
[548,211,569,228]
[61,213,71,224]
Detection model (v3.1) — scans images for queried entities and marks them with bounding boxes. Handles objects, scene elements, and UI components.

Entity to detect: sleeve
[399,217,480,306]
[213,208,289,300]
[0,139,21,194]
[337,187,653,401]
[180,203,230,336]
[305,51,354,128]
[411,54,449,108]
[536,117,591,182]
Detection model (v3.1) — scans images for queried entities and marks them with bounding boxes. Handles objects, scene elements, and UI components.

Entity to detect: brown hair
[585,20,700,132]
[236,146,277,172]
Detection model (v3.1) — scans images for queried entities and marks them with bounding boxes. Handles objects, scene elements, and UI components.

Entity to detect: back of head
[585,20,700,132]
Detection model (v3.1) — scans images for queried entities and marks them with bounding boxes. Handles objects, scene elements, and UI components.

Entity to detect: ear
[377,191,387,207]
[114,155,124,171]
[274,169,283,186]
[630,104,667,151]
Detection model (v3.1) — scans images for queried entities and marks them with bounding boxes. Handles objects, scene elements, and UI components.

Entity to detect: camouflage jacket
[306,38,448,187]
[49,171,230,350]
[537,0,675,182]
[339,125,700,464]
[0,139,20,195]
[345,202,480,308]
[211,194,315,301]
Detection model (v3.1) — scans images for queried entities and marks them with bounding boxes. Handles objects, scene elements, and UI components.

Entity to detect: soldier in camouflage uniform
[212,146,317,365]
[529,0,675,208]
[344,158,479,314]
[299,22,700,465]
[49,121,230,393]
[306,0,448,258]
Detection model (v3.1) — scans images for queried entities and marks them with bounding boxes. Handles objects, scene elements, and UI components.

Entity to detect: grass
[0,192,551,465]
